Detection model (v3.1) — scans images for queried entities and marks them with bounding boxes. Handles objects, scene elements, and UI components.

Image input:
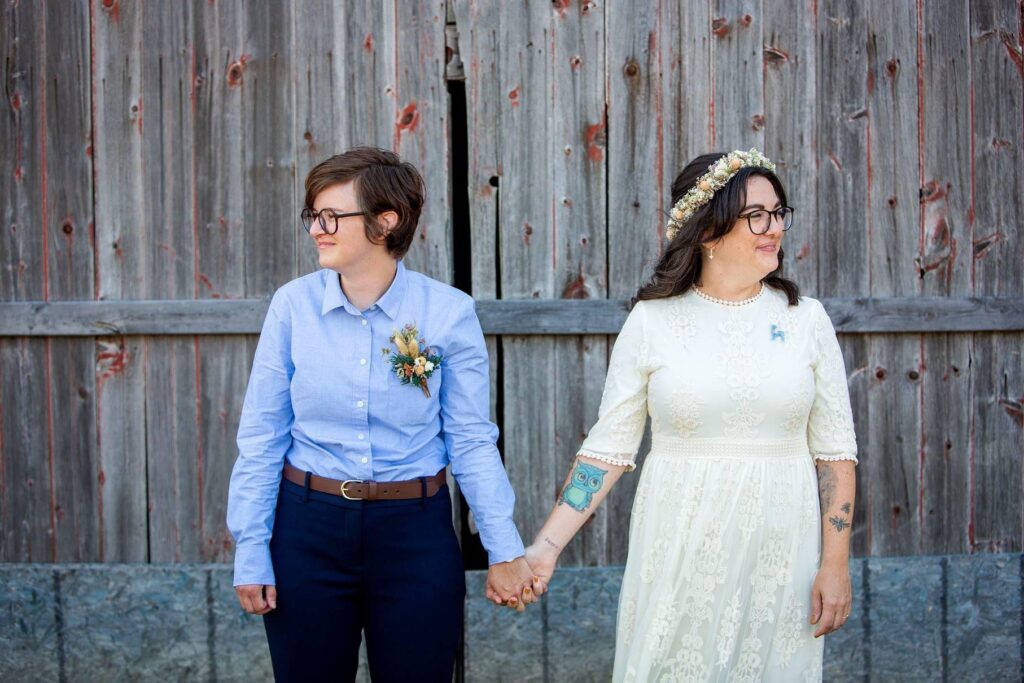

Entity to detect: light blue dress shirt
[227,262,524,586]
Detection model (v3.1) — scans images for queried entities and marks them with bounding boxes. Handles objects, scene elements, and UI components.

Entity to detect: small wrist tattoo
[543,537,561,551]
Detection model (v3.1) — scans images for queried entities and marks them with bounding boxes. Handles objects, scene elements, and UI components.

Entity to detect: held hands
[486,556,542,612]
[810,562,852,637]
[235,584,277,615]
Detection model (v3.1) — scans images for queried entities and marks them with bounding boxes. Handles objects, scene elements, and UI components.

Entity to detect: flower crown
[665,148,776,241]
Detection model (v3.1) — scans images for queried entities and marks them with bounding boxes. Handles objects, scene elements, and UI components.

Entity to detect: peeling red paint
[972,231,1003,259]
[508,86,521,107]
[552,0,570,18]
[751,114,765,131]
[226,54,251,87]
[795,243,810,262]
[96,340,128,387]
[199,274,214,290]
[101,0,120,22]
[739,14,753,27]
[569,55,582,71]
[998,397,1024,427]
[991,138,1013,151]
[919,179,949,204]
[364,33,375,52]
[764,46,789,66]
[1000,31,1024,80]
[584,115,606,163]
[10,92,20,111]
[98,470,106,487]
[523,222,533,246]
[14,166,23,183]
[712,17,729,37]
[827,153,842,171]
[395,101,420,143]
[562,273,589,299]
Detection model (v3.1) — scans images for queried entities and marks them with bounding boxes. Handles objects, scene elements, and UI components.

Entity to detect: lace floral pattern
[714,314,770,438]
[610,293,846,682]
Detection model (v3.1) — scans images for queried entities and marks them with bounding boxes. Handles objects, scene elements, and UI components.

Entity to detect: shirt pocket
[386,362,442,430]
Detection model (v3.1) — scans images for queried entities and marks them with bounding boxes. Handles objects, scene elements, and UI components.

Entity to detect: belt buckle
[339,480,361,500]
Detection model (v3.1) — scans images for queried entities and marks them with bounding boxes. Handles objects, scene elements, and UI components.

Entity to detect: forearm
[816,460,857,566]
[530,455,628,556]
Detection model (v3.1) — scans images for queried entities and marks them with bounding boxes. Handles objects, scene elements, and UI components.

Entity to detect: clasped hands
[485,544,557,612]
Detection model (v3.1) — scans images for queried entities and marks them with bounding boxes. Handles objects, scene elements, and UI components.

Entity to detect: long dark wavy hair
[633,152,800,306]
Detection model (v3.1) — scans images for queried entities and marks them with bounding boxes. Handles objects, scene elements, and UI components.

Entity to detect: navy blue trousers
[263,478,465,682]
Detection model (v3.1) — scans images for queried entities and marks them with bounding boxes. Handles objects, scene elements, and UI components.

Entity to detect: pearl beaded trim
[693,282,765,307]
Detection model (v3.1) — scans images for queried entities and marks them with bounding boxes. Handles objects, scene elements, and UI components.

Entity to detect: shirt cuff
[482,519,526,566]
[232,542,277,587]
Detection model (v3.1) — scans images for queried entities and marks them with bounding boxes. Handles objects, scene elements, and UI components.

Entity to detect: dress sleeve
[806,300,858,463]
[576,301,650,471]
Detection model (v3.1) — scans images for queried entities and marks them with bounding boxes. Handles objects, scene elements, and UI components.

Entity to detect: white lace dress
[577,286,858,683]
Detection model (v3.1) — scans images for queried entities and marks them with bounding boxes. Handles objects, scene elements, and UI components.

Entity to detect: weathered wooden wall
[1,0,1022,567]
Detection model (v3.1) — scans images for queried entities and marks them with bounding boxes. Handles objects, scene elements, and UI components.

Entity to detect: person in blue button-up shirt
[226,147,538,681]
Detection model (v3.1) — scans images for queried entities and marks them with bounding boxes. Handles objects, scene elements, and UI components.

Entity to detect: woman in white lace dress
[525,150,858,682]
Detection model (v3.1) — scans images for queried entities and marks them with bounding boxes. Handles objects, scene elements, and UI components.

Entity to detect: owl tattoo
[559,461,608,512]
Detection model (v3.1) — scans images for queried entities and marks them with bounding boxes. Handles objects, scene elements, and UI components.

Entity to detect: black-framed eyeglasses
[738,206,794,235]
[300,207,366,234]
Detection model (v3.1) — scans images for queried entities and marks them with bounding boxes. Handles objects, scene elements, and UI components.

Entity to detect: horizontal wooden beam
[0,297,1022,336]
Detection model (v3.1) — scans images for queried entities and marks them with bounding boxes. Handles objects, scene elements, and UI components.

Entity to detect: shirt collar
[320,261,407,320]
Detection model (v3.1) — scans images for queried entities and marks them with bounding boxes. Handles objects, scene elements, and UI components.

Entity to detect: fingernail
[524,587,533,595]
[508,597,517,604]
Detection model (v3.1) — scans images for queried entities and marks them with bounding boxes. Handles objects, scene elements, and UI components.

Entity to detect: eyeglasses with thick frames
[300,207,366,234]
[737,206,794,235]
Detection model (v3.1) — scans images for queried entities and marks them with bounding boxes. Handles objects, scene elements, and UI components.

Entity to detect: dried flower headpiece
[665,148,776,241]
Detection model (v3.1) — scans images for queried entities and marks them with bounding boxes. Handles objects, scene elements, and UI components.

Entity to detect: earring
[708,246,715,260]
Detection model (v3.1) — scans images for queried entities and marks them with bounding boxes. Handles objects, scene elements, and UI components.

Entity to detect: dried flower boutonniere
[381,323,443,398]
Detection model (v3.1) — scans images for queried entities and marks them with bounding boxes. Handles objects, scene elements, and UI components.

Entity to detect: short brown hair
[304,147,425,259]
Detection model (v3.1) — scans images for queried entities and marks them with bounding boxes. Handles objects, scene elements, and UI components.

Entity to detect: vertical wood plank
[920,0,973,554]
[36,0,100,562]
[94,1,201,562]
[604,0,662,564]
[669,1,714,162]
[549,0,608,566]
[496,0,557,557]
[394,1,452,282]
[191,0,296,563]
[710,0,764,149]
[763,0,818,294]
[0,0,56,562]
[970,0,1024,552]
[865,0,923,555]
[817,0,872,555]
[293,0,394,277]
[454,0,501,555]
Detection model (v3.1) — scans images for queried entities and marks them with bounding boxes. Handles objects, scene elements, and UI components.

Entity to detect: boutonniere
[381,323,443,398]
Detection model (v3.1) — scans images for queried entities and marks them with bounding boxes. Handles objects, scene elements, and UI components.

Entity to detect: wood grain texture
[920,0,973,553]
[762,0,818,295]
[970,0,1023,552]
[710,0,763,149]
[865,0,923,554]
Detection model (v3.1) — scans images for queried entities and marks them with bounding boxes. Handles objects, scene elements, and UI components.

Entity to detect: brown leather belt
[283,462,446,501]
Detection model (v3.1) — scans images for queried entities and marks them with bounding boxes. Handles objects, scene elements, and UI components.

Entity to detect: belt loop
[419,476,427,508]
[303,470,311,503]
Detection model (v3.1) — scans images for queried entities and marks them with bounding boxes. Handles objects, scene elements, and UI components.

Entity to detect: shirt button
[361,319,367,326]
[359,358,367,366]
[361,457,369,464]
[358,433,365,440]
[357,400,365,408]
